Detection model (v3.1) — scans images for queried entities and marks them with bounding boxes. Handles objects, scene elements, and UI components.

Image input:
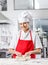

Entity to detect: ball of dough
[16,56,31,61]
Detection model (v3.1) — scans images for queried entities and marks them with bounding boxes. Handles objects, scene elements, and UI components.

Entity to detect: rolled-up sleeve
[35,33,42,49]
[9,36,16,49]
[9,30,19,49]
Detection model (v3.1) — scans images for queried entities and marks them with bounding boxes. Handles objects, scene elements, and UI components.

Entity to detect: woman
[8,11,42,59]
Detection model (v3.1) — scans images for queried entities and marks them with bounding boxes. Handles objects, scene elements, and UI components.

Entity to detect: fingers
[16,51,22,56]
[24,51,31,57]
[18,53,22,57]
[25,52,30,56]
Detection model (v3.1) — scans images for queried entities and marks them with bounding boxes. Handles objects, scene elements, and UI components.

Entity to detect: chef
[8,11,42,59]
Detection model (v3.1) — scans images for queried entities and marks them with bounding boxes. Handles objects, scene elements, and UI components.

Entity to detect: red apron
[12,30,36,58]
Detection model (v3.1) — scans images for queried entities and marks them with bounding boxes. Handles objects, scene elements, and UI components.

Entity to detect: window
[14,0,48,10]
[14,0,33,10]
[35,0,48,9]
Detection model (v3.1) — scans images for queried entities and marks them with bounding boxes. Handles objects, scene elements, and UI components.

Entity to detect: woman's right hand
[16,51,22,57]
[8,49,22,57]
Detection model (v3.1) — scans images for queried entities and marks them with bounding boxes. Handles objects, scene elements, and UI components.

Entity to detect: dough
[16,55,31,61]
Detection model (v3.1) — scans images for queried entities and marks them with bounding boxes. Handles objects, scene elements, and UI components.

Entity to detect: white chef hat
[18,11,32,23]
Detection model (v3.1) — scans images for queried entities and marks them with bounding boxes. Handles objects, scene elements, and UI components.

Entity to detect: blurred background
[0,0,48,58]
[0,0,7,11]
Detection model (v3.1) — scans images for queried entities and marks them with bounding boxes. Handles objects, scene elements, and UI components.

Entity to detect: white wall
[1,0,48,19]
[1,0,48,22]
[7,0,14,11]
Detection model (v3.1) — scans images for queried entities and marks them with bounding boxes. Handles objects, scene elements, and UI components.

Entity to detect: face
[19,22,29,32]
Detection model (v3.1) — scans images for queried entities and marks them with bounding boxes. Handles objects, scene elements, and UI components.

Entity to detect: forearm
[30,48,41,54]
[8,48,16,54]
[8,48,22,57]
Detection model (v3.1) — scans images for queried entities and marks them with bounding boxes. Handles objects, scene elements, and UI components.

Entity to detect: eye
[24,22,26,24]
[23,22,27,24]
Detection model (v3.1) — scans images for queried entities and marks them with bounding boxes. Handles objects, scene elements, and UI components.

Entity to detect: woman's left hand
[24,51,32,57]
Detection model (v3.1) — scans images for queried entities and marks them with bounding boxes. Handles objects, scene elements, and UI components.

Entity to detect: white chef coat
[9,29,42,58]
[9,29,42,49]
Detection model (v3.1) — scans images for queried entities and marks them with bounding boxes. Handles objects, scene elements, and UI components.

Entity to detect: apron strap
[30,30,32,40]
[19,31,21,39]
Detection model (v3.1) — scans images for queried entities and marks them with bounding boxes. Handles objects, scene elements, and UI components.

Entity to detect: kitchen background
[0,0,7,11]
[0,0,48,58]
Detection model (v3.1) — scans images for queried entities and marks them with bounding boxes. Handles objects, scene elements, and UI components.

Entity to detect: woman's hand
[16,51,22,57]
[24,48,41,57]
[8,49,22,57]
[24,51,32,57]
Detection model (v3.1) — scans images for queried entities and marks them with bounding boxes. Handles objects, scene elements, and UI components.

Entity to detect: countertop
[0,58,48,65]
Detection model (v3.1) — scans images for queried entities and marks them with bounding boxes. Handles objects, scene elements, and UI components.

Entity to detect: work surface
[0,58,48,65]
